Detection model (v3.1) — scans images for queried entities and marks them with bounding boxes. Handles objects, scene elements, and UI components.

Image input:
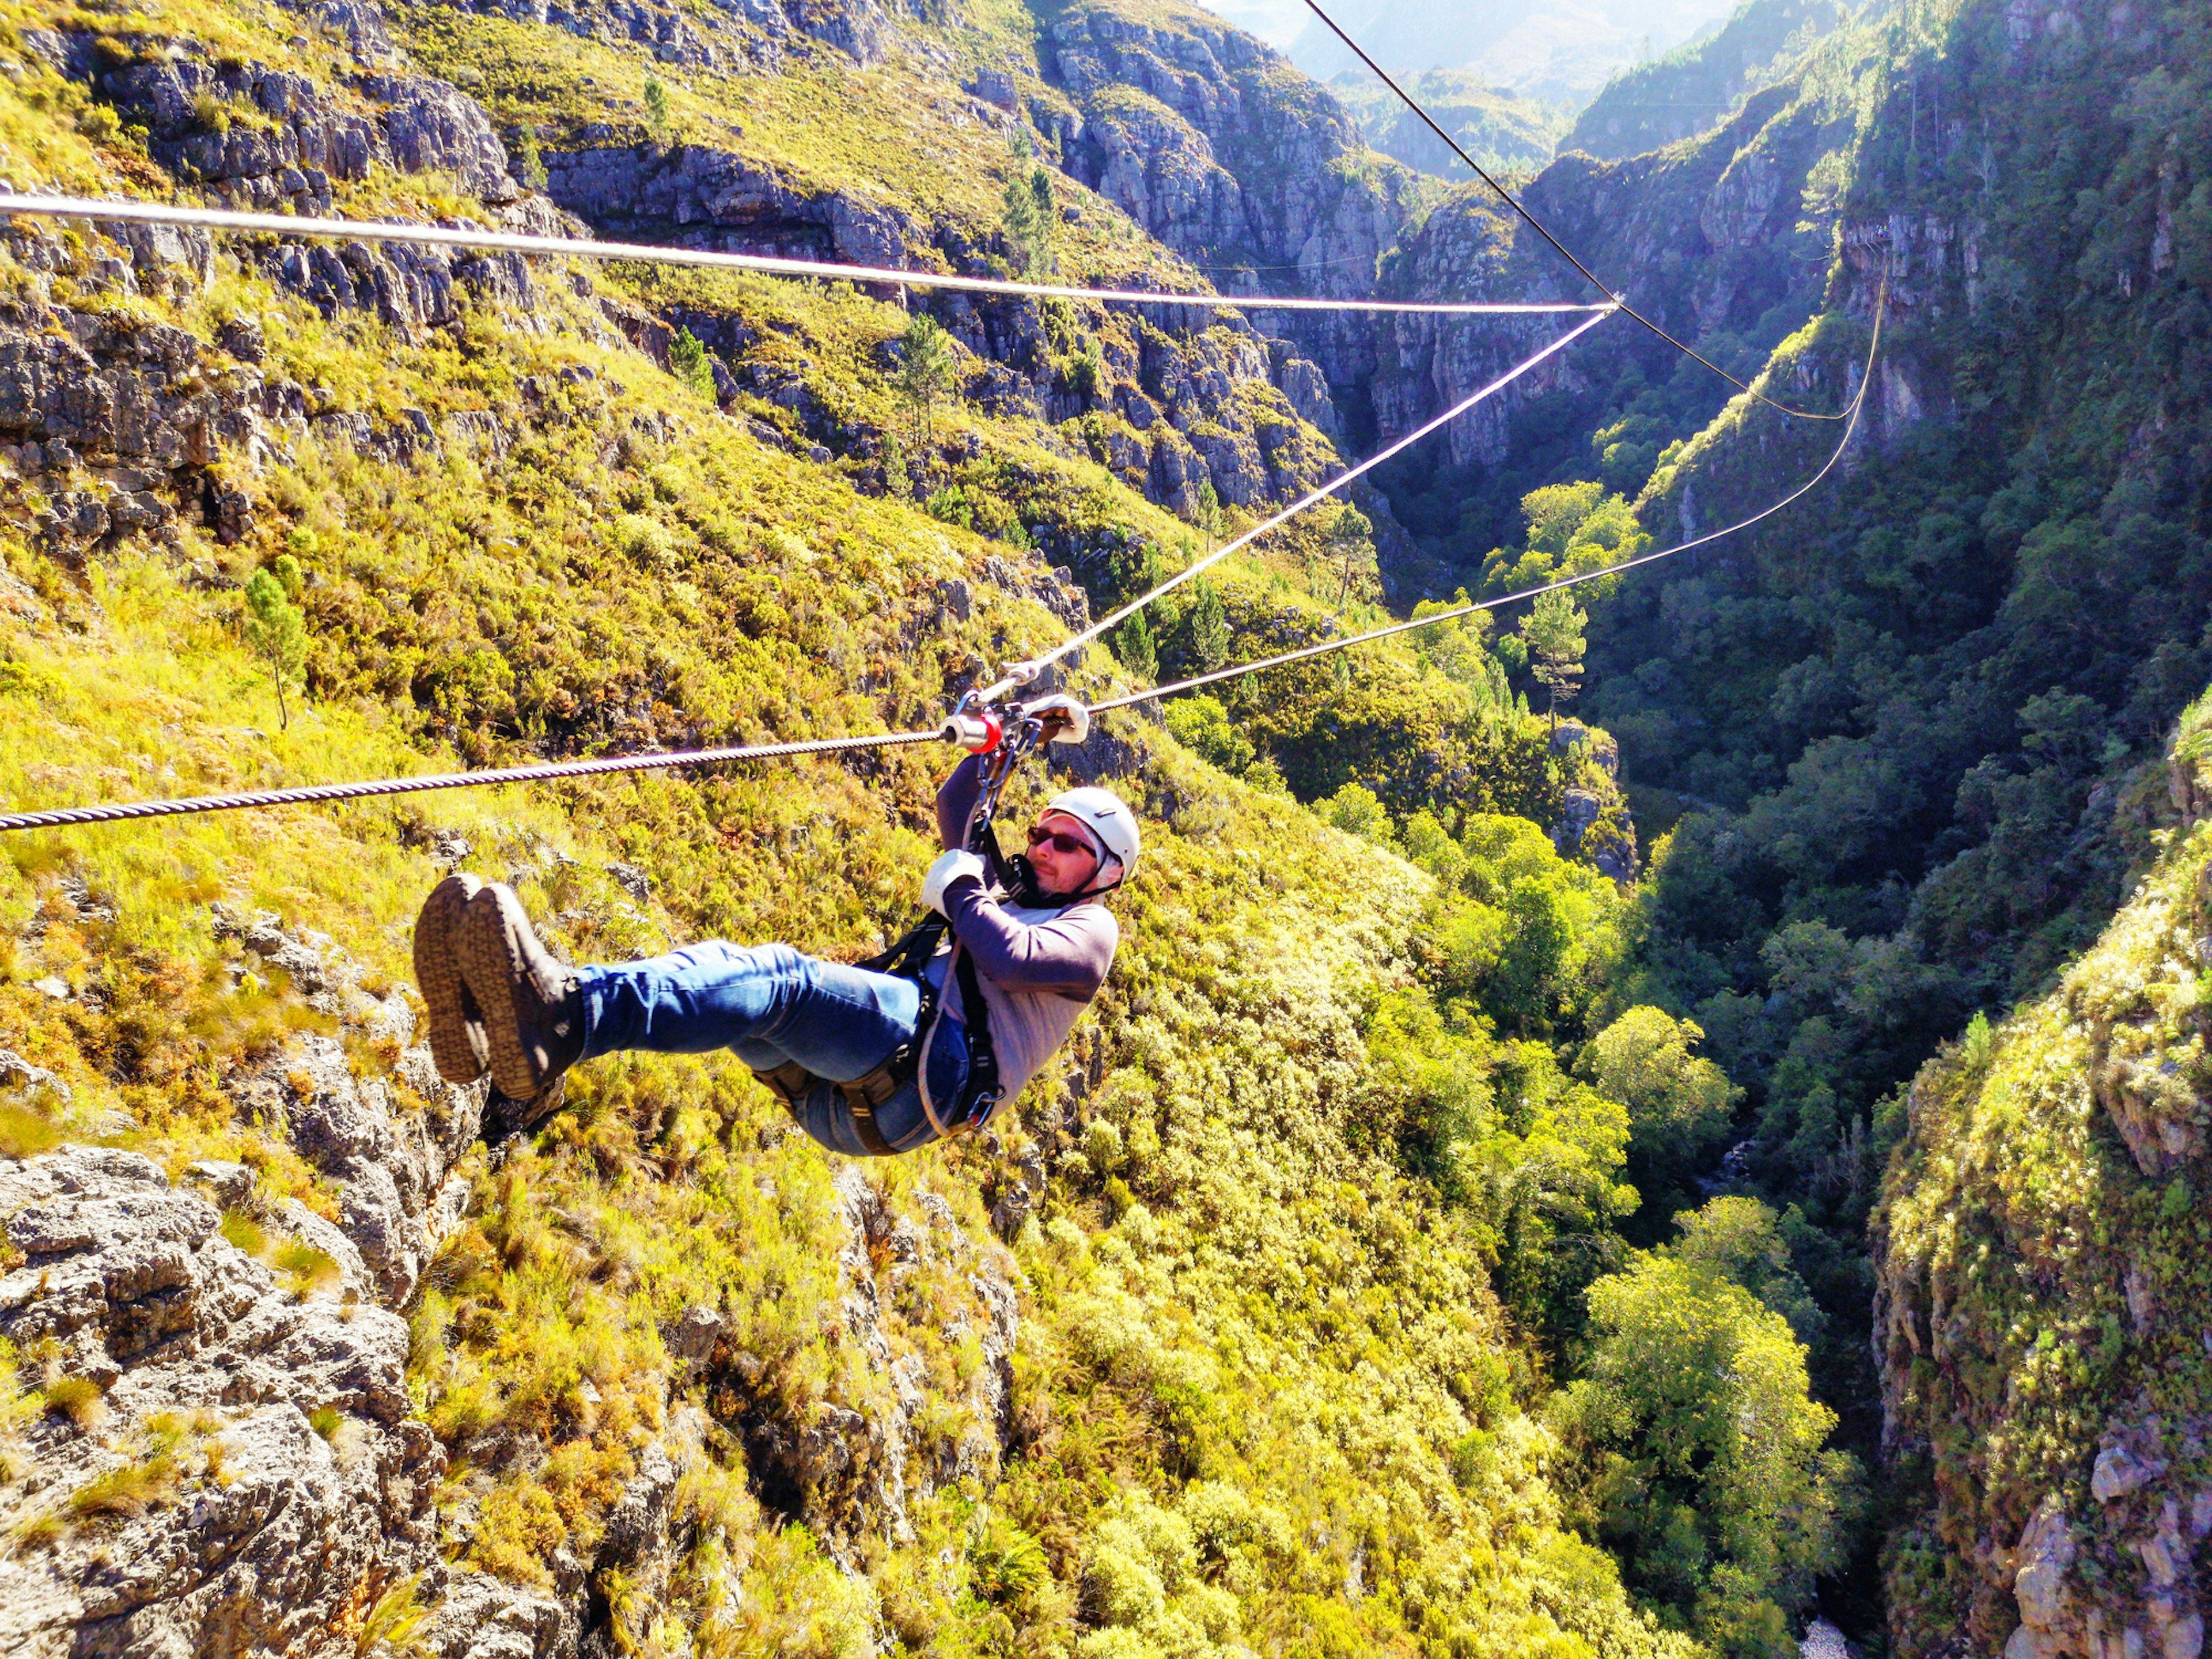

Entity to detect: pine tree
[895,314,957,454]
[244,567,308,730]
[1521,588,1587,732]
[1328,503,1374,609]
[1184,579,1230,673]
[1195,480,1222,552]
[643,75,670,140]
[1001,162,1057,279]
[1113,612,1157,681]
[668,328,716,401]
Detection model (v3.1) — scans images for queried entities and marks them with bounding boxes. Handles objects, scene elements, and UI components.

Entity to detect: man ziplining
[409,696,1138,1156]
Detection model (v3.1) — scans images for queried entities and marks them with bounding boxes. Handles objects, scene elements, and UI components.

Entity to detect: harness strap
[753,1058,904,1157]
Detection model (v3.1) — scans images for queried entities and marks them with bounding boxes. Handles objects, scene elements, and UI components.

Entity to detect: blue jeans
[574,942,968,1157]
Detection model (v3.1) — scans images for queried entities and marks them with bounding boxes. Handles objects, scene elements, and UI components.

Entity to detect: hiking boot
[456,882,585,1103]
[412,873,488,1086]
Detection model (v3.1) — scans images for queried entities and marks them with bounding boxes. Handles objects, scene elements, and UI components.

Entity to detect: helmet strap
[1009,851,1122,908]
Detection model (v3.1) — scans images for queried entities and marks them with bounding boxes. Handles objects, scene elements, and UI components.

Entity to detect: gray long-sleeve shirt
[934,756,1119,999]
[930,757,1119,1107]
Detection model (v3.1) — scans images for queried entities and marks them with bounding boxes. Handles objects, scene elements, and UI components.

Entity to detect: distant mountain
[1329,69,1571,177]
[1192,0,1309,48]
[1284,0,1743,103]
[1564,0,1850,158]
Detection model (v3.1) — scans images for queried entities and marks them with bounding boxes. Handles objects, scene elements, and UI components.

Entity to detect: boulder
[0,1146,445,1657]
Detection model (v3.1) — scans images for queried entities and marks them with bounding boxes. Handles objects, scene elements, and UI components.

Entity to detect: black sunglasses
[1027,824,1098,858]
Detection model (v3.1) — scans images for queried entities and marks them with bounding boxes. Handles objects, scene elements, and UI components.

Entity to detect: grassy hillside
[0,0,1862,1654]
[1563,0,1848,162]
[1328,71,1569,180]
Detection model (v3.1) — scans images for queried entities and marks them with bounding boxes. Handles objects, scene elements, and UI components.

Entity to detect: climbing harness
[748,693,1086,1152]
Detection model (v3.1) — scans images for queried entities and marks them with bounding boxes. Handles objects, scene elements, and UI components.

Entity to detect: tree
[880,429,911,499]
[1165,695,1254,774]
[1181,578,1230,674]
[244,566,308,730]
[1520,588,1586,732]
[513,127,550,191]
[1321,781,1393,845]
[1327,503,1374,609]
[1001,159,1057,279]
[668,327,716,401]
[895,313,957,452]
[1195,480,1222,552]
[642,75,670,140]
[1581,1006,1739,1233]
[1112,611,1157,681]
[1550,1253,1858,1657]
[1664,1196,1825,1343]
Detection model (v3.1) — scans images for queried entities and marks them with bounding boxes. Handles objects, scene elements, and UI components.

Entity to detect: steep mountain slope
[1589,0,2212,1242]
[0,0,1771,1656]
[1872,693,2212,1659]
[1330,70,1569,179]
[1285,0,1741,105]
[1564,0,1849,162]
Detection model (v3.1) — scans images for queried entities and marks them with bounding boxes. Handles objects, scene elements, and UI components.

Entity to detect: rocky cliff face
[0,864,1032,1659]
[1871,702,2212,1659]
[1043,0,1426,294]
[0,898,498,1653]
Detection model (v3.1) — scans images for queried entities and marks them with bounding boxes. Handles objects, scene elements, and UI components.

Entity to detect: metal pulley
[940,691,1005,754]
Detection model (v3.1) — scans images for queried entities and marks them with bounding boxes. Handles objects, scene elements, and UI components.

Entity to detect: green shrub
[0,1103,59,1159]
[1164,695,1253,774]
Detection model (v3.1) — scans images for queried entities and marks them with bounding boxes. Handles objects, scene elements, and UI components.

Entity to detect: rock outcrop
[1044,2,1423,298]
[1873,731,2212,1659]
[0,1145,445,1654]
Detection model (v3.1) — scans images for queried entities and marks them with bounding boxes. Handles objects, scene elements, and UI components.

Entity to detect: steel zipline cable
[0,194,1612,317]
[0,199,1873,834]
[0,291,1871,835]
[0,729,945,834]
[1088,274,1889,715]
[978,304,1619,700]
[1298,0,1849,423]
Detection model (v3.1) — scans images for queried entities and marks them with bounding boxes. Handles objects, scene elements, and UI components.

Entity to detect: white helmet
[1042,786,1139,887]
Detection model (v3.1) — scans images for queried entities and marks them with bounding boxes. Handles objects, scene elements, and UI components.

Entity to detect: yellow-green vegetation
[1873,691,2212,1658]
[1551,1229,1856,1659]
[0,0,1874,1650]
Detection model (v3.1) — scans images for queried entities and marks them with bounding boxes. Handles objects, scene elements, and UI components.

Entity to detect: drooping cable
[0,728,945,834]
[1,294,1869,835]
[1300,0,1848,422]
[978,304,1618,701]
[0,194,1611,317]
[1089,274,1887,715]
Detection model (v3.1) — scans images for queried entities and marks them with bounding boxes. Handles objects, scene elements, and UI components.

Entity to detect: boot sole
[412,873,487,1086]
[457,884,557,1101]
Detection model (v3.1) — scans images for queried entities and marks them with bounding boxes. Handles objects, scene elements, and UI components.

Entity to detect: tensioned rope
[978,304,1619,700]
[1299,0,1848,422]
[0,729,943,834]
[0,287,1879,834]
[0,194,1609,317]
[1088,274,1889,715]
